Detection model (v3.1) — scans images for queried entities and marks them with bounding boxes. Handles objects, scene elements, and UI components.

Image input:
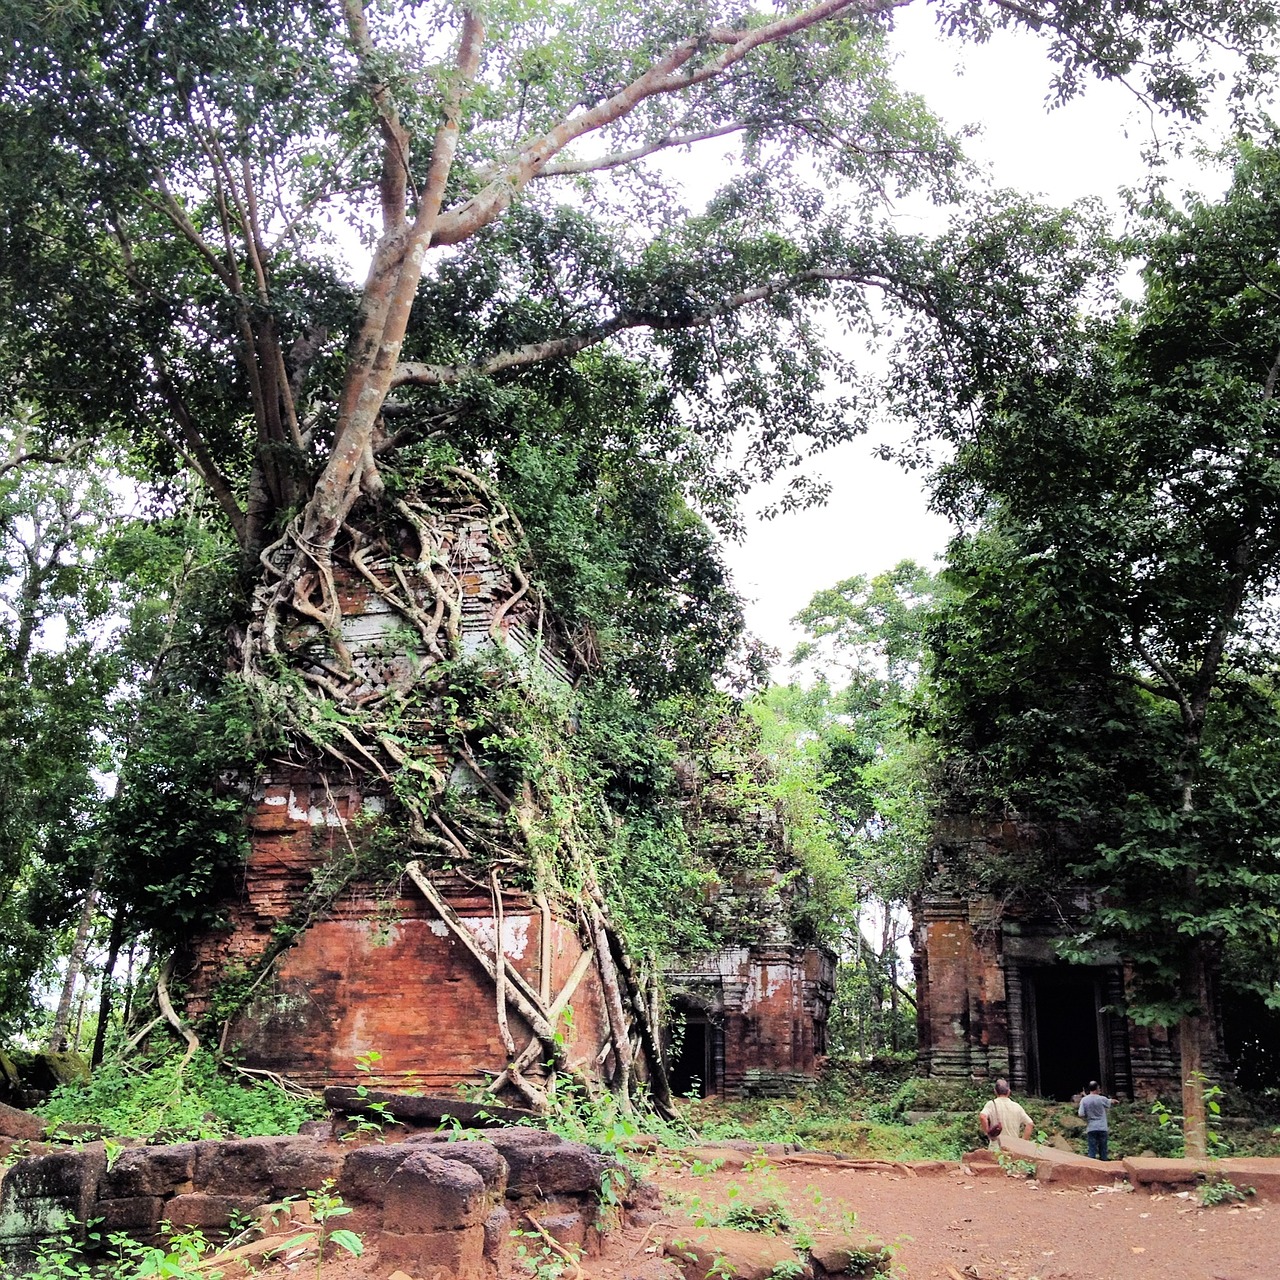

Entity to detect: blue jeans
[1087,1130,1109,1161]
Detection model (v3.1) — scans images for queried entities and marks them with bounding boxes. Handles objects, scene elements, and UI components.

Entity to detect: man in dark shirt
[1078,1080,1116,1160]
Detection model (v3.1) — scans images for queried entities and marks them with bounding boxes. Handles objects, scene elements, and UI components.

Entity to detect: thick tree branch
[391,266,885,388]
[341,0,412,229]
[536,121,756,176]
[433,0,906,247]
[0,429,92,482]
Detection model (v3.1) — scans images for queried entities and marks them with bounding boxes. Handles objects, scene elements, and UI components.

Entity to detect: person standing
[978,1078,1034,1150]
[1078,1081,1117,1160]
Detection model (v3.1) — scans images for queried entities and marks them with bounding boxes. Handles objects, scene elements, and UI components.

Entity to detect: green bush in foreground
[42,1048,322,1140]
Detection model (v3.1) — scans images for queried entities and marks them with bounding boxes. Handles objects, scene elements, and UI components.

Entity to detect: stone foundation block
[0,1103,44,1143]
[383,1150,488,1231]
[494,1141,611,1198]
[376,1224,486,1280]
[164,1193,264,1229]
[433,1142,508,1196]
[483,1129,565,1154]
[1218,1157,1280,1198]
[266,1139,344,1194]
[101,1144,198,1198]
[623,1178,661,1211]
[0,1145,107,1249]
[531,1211,585,1251]
[194,1136,299,1195]
[482,1206,513,1270]
[95,1197,165,1232]
[1034,1156,1120,1187]
[666,1227,811,1280]
[809,1232,890,1276]
[338,1146,414,1205]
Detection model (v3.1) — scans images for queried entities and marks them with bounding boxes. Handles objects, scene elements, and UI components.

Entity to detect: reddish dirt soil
[236,1149,1280,1280]
[584,1154,1280,1280]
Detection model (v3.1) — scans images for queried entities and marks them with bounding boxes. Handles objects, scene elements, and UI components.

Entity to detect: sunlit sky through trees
[723,4,1241,670]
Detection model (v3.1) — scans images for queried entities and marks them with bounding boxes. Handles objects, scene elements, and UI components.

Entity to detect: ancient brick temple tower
[912,815,1206,1100]
[185,478,834,1102]
[662,718,837,1100]
[185,482,620,1098]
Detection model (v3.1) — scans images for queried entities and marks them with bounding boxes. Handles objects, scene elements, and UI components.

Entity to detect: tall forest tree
[758,560,939,1056]
[917,140,1280,1155]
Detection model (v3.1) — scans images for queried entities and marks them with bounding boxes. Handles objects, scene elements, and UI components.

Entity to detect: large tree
[753,561,941,1057]
[918,139,1280,1155]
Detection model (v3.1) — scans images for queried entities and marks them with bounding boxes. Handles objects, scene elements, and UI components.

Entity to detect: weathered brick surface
[163,1193,263,1228]
[184,506,609,1099]
[102,1144,197,1198]
[382,1150,488,1231]
[377,1224,486,1280]
[95,1197,165,1232]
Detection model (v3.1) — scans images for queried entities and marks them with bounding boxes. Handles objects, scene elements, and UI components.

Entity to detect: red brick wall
[186,772,611,1091]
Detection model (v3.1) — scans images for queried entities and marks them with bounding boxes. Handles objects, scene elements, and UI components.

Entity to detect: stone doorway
[668,1009,722,1099]
[1023,966,1108,1099]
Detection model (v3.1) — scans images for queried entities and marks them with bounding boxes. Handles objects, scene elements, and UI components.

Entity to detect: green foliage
[41,1047,321,1141]
[304,1180,364,1280]
[26,1219,220,1280]
[996,1153,1038,1179]
[340,1049,400,1142]
[915,138,1280,1028]
[720,1199,794,1234]
[747,562,941,1058]
[1198,1176,1254,1207]
[0,417,123,1033]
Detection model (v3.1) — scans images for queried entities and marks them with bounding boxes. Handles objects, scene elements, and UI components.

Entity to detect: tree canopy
[919,137,1280,1151]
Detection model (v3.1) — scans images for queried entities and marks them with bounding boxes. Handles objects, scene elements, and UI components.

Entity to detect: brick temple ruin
[912,815,1195,1100]
[185,479,834,1101]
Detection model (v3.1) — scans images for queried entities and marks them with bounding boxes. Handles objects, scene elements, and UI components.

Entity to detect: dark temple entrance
[668,1009,722,1098]
[1026,966,1106,1099]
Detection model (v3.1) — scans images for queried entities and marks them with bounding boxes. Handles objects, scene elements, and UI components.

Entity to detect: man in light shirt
[978,1078,1034,1150]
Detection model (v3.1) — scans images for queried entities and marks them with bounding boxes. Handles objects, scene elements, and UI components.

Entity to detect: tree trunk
[91,908,126,1068]
[1180,939,1210,1159]
[48,862,104,1053]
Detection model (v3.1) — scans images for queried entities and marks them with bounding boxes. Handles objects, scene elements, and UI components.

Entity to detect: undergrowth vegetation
[31,1043,1280,1164]
[678,1066,1280,1162]
[41,1048,321,1141]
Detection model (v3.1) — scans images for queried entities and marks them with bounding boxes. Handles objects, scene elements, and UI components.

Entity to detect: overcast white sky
[722,6,1237,668]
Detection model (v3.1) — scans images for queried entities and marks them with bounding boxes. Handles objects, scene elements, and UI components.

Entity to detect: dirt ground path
[587,1155,1280,1280]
